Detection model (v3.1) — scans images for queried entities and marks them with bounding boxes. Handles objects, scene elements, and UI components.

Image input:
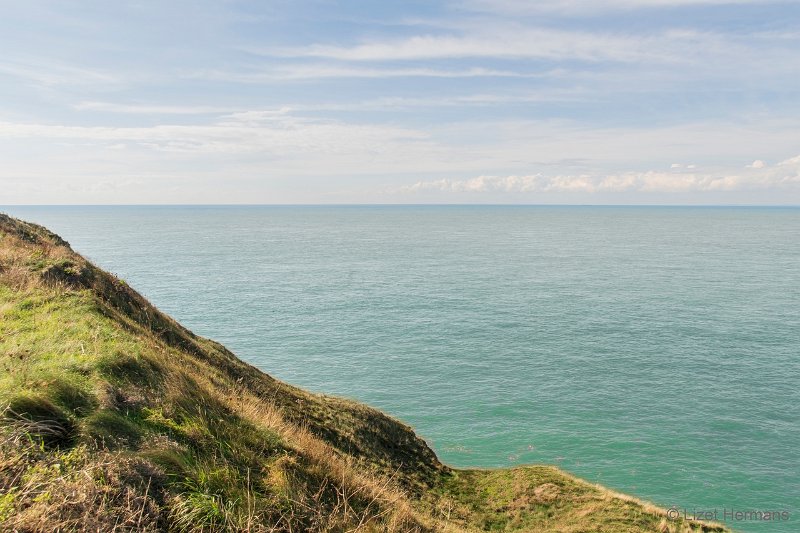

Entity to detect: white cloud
[268,29,685,63]
[251,22,799,88]
[0,59,124,87]
[67,89,607,120]
[458,0,771,15]
[0,113,428,156]
[2,110,799,203]
[777,155,800,166]
[74,102,238,115]
[189,65,540,82]
[2,114,797,172]
[399,158,800,195]
[288,91,586,112]
[0,2,798,205]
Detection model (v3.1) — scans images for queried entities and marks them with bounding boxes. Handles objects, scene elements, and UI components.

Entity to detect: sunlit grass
[0,214,729,532]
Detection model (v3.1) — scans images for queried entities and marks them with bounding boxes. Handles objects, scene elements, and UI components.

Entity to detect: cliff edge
[0,214,727,532]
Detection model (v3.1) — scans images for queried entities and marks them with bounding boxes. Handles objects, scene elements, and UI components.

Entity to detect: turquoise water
[4,206,798,531]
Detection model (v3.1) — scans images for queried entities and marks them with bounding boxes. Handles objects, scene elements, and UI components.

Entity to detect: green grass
[0,280,402,530]
[0,213,732,532]
[424,466,730,532]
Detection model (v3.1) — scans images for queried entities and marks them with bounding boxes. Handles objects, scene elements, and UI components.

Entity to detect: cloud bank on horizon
[1,0,799,204]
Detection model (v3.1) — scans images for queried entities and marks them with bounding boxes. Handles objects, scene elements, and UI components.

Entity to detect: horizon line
[2,203,800,208]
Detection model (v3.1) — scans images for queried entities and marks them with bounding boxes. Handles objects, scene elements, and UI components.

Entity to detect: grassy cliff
[0,214,728,532]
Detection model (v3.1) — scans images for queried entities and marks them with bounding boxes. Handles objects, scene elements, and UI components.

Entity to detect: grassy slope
[0,214,728,532]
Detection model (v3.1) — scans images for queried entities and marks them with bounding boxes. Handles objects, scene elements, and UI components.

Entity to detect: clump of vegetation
[0,214,729,532]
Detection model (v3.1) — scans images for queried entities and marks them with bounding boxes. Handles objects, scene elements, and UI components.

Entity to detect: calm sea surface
[4,206,798,531]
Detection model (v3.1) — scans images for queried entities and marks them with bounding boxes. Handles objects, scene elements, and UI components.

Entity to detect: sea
[3,205,798,532]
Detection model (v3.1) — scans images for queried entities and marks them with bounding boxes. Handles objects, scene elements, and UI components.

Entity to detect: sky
[1,0,800,205]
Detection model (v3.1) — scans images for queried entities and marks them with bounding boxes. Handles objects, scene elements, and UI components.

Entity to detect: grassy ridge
[0,214,728,532]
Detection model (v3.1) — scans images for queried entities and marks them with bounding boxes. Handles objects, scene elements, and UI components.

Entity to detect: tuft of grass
[83,410,145,448]
[43,378,97,415]
[169,490,234,532]
[97,350,163,388]
[4,394,76,447]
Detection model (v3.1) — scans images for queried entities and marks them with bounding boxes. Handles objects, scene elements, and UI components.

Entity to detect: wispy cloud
[295,90,589,111]
[1,2,798,204]
[0,111,430,157]
[74,102,238,115]
[267,29,683,63]
[2,113,799,175]
[189,65,540,81]
[0,59,124,87]
[458,0,774,15]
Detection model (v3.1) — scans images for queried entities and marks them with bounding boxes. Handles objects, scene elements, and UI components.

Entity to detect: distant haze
[1,1,799,205]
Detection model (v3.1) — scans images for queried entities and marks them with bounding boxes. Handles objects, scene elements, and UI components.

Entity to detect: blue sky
[1,0,799,204]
